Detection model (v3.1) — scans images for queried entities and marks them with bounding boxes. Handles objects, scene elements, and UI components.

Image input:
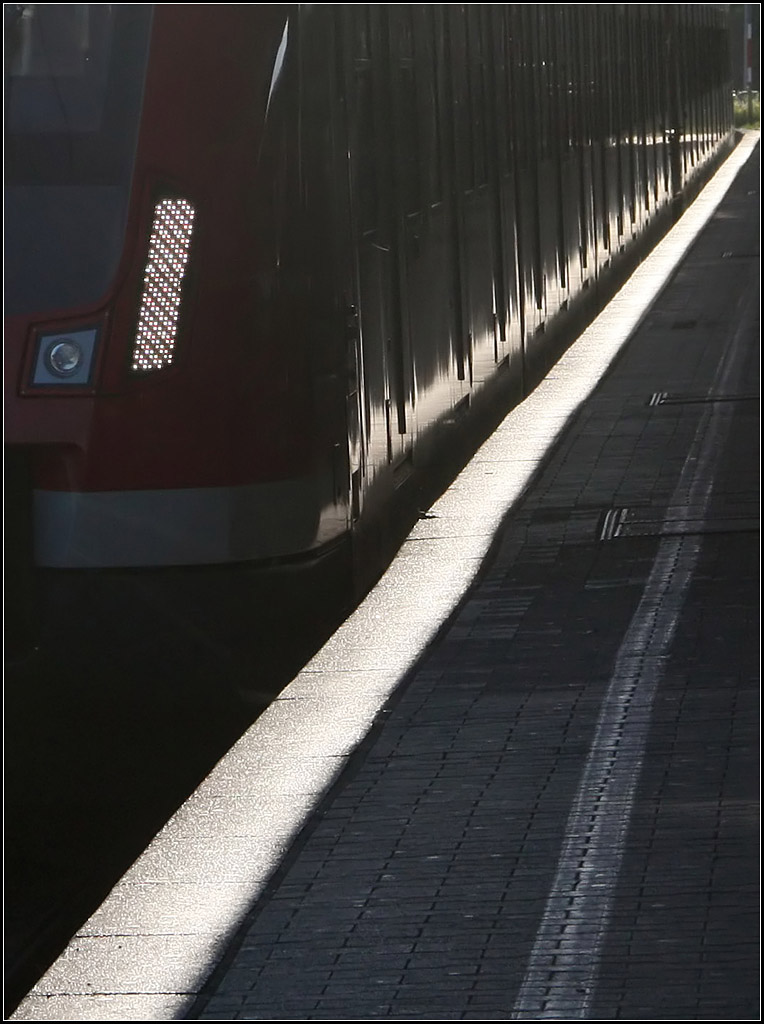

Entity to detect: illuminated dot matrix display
[131,198,195,372]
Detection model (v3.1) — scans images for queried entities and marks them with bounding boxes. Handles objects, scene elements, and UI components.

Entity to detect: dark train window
[355,8,371,60]
[391,8,421,215]
[354,71,378,234]
[467,7,488,188]
[496,9,515,173]
[547,10,561,155]
[557,8,573,153]
[350,8,379,234]
[531,9,548,160]
[448,8,473,191]
[422,6,445,206]
[510,6,533,170]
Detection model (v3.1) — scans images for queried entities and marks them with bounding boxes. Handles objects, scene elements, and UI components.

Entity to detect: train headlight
[46,339,84,377]
[31,327,99,387]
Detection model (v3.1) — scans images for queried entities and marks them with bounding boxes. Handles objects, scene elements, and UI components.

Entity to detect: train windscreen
[5,4,153,317]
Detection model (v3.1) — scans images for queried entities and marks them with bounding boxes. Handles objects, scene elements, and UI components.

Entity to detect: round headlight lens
[46,339,84,377]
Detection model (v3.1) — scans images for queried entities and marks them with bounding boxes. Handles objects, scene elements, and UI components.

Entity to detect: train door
[488,6,524,386]
[600,8,625,255]
[445,5,500,390]
[385,6,458,433]
[339,5,410,494]
[571,6,598,292]
[553,6,584,302]
[510,6,546,348]
[294,7,362,527]
[589,8,616,272]
[533,7,565,324]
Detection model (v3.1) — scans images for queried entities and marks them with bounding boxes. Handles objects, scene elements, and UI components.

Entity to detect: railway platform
[10,133,760,1021]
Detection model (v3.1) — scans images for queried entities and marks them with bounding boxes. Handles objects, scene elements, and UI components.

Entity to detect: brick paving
[188,146,760,1020]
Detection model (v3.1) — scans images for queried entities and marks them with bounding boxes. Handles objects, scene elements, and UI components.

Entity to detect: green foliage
[733,91,760,128]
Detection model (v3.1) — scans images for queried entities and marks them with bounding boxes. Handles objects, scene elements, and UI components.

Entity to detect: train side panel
[5,4,734,581]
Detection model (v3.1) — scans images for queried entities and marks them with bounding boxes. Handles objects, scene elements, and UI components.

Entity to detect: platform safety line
[510,273,756,1013]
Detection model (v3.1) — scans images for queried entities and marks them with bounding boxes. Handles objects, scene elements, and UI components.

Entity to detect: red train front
[5,4,733,646]
[5,4,350,577]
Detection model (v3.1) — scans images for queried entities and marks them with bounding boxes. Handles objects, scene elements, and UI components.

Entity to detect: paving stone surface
[188,148,759,1020]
